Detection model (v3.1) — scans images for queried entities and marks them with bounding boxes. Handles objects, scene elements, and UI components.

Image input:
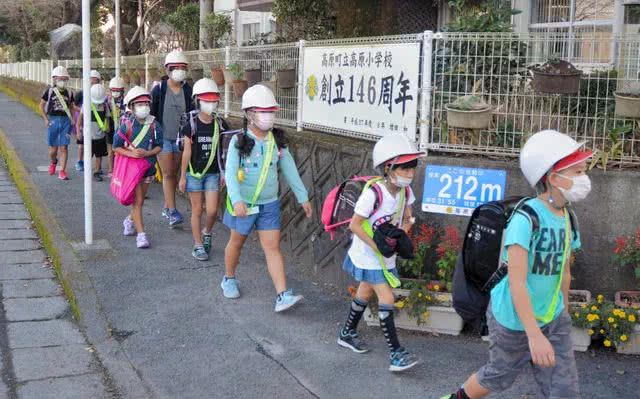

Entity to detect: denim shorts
[186,173,220,193]
[161,139,180,153]
[476,308,579,398]
[47,115,72,147]
[223,200,281,236]
[342,255,399,285]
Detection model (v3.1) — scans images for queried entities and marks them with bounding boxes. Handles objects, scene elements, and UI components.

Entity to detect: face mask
[111,91,122,99]
[55,80,66,89]
[134,104,150,119]
[200,101,218,115]
[390,172,413,188]
[253,112,275,131]
[170,69,186,83]
[556,174,591,202]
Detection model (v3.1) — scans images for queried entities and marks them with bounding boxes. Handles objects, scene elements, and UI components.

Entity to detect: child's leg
[341,282,374,334]
[371,283,399,350]
[224,230,248,278]
[49,146,58,163]
[78,143,83,162]
[257,230,286,293]
[203,191,219,233]
[59,145,68,172]
[94,156,101,173]
[190,192,203,245]
[107,144,113,173]
[459,374,490,399]
[131,182,150,233]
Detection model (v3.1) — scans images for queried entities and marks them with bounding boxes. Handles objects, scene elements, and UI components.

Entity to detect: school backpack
[452,196,578,334]
[321,176,409,240]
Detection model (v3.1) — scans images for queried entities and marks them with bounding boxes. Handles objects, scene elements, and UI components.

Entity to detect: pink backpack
[321,176,409,240]
[110,128,152,206]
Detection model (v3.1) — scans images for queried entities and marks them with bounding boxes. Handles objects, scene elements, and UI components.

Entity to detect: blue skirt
[342,255,399,285]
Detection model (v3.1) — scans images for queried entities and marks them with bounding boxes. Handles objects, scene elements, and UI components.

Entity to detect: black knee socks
[341,297,367,335]
[379,304,401,352]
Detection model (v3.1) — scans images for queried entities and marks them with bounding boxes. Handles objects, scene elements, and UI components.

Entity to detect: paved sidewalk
[0,92,637,398]
[0,162,117,398]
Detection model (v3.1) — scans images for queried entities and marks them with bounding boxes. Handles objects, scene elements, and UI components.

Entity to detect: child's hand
[178,177,186,193]
[528,333,556,368]
[44,117,49,127]
[233,202,248,217]
[130,148,145,159]
[301,201,312,219]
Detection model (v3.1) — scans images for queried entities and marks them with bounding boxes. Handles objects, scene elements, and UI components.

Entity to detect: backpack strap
[518,204,540,233]
[44,87,53,114]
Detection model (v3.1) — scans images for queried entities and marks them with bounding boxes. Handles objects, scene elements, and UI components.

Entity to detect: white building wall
[214,0,276,45]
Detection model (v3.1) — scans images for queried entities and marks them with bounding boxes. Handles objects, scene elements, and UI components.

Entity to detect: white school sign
[301,43,420,138]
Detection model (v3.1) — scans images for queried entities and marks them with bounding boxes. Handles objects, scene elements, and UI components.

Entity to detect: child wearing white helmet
[74,69,103,173]
[151,50,194,227]
[106,77,127,178]
[221,84,312,312]
[39,65,76,181]
[442,130,592,399]
[337,133,425,372]
[76,84,111,182]
[113,86,164,249]
[178,78,228,261]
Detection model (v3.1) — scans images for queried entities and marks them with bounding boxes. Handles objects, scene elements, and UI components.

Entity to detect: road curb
[0,123,153,398]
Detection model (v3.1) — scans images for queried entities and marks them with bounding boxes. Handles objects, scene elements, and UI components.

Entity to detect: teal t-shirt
[490,198,581,331]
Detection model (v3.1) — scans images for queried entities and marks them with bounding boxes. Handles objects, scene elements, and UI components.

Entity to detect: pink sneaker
[58,171,69,180]
[136,233,150,249]
[122,217,136,236]
[48,162,57,175]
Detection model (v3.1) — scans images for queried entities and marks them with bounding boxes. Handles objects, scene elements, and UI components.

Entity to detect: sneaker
[136,233,150,249]
[389,347,420,372]
[220,277,240,299]
[168,209,184,227]
[192,245,208,261]
[123,217,136,236]
[58,171,69,180]
[75,160,84,171]
[161,208,170,219]
[106,172,113,179]
[439,395,455,399]
[93,172,103,182]
[202,231,212,254]
[48,162,57,175]
[274,289,304,313]
[337,329,369,354]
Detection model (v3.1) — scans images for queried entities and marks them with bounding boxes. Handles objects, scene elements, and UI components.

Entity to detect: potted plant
[228,63,248,100]
[445,95,493,130]
[613,228,640,313]
[568,289,592,307]
[222,65,235,83]
[531,58,583,95]
[570,298,598,352]
[244,63,262,87]
[277,63,297,89]
[614,81,640,119]
[211,64,225,86]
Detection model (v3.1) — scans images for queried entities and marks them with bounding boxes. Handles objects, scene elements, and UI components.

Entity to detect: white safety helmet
[123,86,151,107]
[108,77,125,90]
[519,130,586,188]
[90,70,102,81]
[241,84,279,111]
[192,78,220,100]
[164,51,188,67]
[372,134,426,170]
[51,66,69,78]
[90,84,107,104]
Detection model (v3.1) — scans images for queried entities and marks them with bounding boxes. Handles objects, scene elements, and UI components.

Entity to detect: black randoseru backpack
[452,196,578,335]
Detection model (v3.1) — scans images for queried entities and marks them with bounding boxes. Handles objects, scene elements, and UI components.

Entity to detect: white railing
[1,31,639,164]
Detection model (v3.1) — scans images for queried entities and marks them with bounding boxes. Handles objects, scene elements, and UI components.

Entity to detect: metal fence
[1,31,639,164]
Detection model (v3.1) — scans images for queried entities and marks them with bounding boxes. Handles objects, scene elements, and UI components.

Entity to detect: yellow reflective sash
[111,98,121,130]
[91,103,107,132]
[52,88,73,121]
[188,119,220,179]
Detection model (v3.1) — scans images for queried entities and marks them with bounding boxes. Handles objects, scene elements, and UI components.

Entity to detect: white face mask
[390,172,413,188]
[556,174,591,202]
[111,91,122,99]
[55,80,66,89]
[134,104,150,119]
[200,101,218,115]
[253,112,275,131]
[170,69,186,83]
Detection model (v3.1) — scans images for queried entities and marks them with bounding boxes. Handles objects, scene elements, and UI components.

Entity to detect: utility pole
[115,0,121,77]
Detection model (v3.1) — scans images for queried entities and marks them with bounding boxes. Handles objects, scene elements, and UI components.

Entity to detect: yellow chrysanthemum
[426,295,432,301]
[395,300,405,309]
[619,312,626,320]
[629,315,636,322]
[620,335,628,342]
[418,293,423,298]
[591,306,598,311]
[581,304,587,309]
[421,311,430,320]
[587,329,594,336]
[597,294,604,302]
[608,317,615,323]
[574,312,579,317]
[604,339,612,347]
[600,329,605,334]
[433,285,440,292]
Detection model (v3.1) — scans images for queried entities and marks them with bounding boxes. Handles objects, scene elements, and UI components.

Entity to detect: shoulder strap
[518,203,540,233]
[52,88,73,120]
[45,88,53,113]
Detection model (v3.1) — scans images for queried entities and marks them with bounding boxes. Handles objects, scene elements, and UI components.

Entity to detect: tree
[164,3,200,50]
[203,13,232,48]
[272,0,336,42]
